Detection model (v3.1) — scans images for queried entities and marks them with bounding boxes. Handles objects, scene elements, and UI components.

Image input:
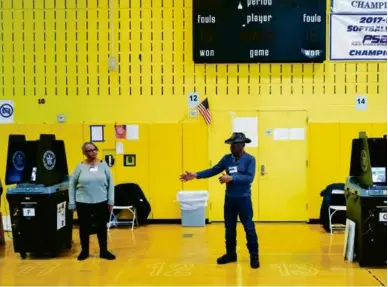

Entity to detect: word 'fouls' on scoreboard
[192,0,327,63]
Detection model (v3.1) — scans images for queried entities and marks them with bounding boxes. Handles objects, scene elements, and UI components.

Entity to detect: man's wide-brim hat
[224,132,251,144]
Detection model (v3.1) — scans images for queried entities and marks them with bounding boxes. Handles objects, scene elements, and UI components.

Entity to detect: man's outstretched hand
[219,173,233,184]
[180,171,197,182]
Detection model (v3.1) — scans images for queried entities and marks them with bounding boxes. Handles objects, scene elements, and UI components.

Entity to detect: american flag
[197,98,211,124]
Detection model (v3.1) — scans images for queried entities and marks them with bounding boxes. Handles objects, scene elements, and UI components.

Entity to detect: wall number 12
[189,95,198,102]
[188,92,200,109]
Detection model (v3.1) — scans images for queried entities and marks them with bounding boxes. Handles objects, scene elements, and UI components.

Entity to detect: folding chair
[107,205,137,231]
[328,189,347,234]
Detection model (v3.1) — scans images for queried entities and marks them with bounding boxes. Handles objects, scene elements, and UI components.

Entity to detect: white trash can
[177,191,209,227]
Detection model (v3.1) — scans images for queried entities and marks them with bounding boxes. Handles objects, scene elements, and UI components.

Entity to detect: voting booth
[344,132,387,267]
[6,134,73,259]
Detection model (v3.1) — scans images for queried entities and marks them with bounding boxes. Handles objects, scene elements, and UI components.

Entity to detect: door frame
[257,109,309,222]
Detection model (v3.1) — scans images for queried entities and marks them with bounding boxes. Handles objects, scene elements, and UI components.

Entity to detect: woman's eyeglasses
[85,148,97,153]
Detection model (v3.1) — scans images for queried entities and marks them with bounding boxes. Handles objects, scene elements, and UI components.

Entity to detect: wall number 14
[356,96,367,111]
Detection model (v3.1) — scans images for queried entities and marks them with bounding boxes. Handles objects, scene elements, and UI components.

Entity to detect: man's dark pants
[224,195,259,256]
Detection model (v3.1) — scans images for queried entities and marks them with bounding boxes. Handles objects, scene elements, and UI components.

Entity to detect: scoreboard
[192,0,327,63]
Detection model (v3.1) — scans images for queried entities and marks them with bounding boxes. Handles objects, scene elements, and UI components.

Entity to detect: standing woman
[68,142,116,261]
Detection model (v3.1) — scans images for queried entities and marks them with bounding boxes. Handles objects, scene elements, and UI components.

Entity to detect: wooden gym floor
[0,223,386,286]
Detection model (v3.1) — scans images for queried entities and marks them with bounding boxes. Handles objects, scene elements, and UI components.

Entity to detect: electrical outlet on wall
[57,114,66,123]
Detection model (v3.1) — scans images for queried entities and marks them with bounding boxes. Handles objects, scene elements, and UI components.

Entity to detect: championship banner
[331,0,387,13]
[329,14,387,61]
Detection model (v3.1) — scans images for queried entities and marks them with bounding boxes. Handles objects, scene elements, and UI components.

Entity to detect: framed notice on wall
[329,14,387,61]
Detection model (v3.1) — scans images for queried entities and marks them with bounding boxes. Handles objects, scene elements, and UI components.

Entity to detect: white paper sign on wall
[188,92,200,109]
[356,95,367,111]
[232,117,258,148]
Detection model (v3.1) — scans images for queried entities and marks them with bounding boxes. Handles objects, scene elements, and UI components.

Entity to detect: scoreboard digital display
[193,0,327,63]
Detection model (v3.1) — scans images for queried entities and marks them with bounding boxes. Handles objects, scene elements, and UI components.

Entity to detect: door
[258,110,308,221]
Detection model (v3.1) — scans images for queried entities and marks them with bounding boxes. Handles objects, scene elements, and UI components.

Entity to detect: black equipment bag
[113,183,151,225]
[319,183,346,232]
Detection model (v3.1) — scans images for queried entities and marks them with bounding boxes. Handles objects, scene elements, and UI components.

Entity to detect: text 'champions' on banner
[331,0,387,13]
[329,14,387,61]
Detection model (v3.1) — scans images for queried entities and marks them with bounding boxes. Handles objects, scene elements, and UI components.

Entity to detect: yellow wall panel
[148,123,183,219]
[51,124,84,173]
[182,121,208,192]
[17,124,52,140]
[113,124,150,202]
[308,123,341,219]
[371,123,387,138]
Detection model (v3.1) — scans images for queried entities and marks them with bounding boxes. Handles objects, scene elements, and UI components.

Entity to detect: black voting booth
[6,134,73,259]
[344,132,387,267]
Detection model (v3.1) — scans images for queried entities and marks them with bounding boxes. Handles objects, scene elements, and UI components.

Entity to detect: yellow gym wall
[0,0,386,221]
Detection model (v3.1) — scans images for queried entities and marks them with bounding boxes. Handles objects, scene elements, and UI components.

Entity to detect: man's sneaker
[217,253,237,265]
[250,254,260,269]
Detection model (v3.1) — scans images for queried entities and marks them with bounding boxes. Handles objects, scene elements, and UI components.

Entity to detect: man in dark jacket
[180,132,260,269]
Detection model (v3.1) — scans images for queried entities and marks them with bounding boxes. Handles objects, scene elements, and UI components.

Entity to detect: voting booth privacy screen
[349,134,387,188]
[5,134,69,187]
